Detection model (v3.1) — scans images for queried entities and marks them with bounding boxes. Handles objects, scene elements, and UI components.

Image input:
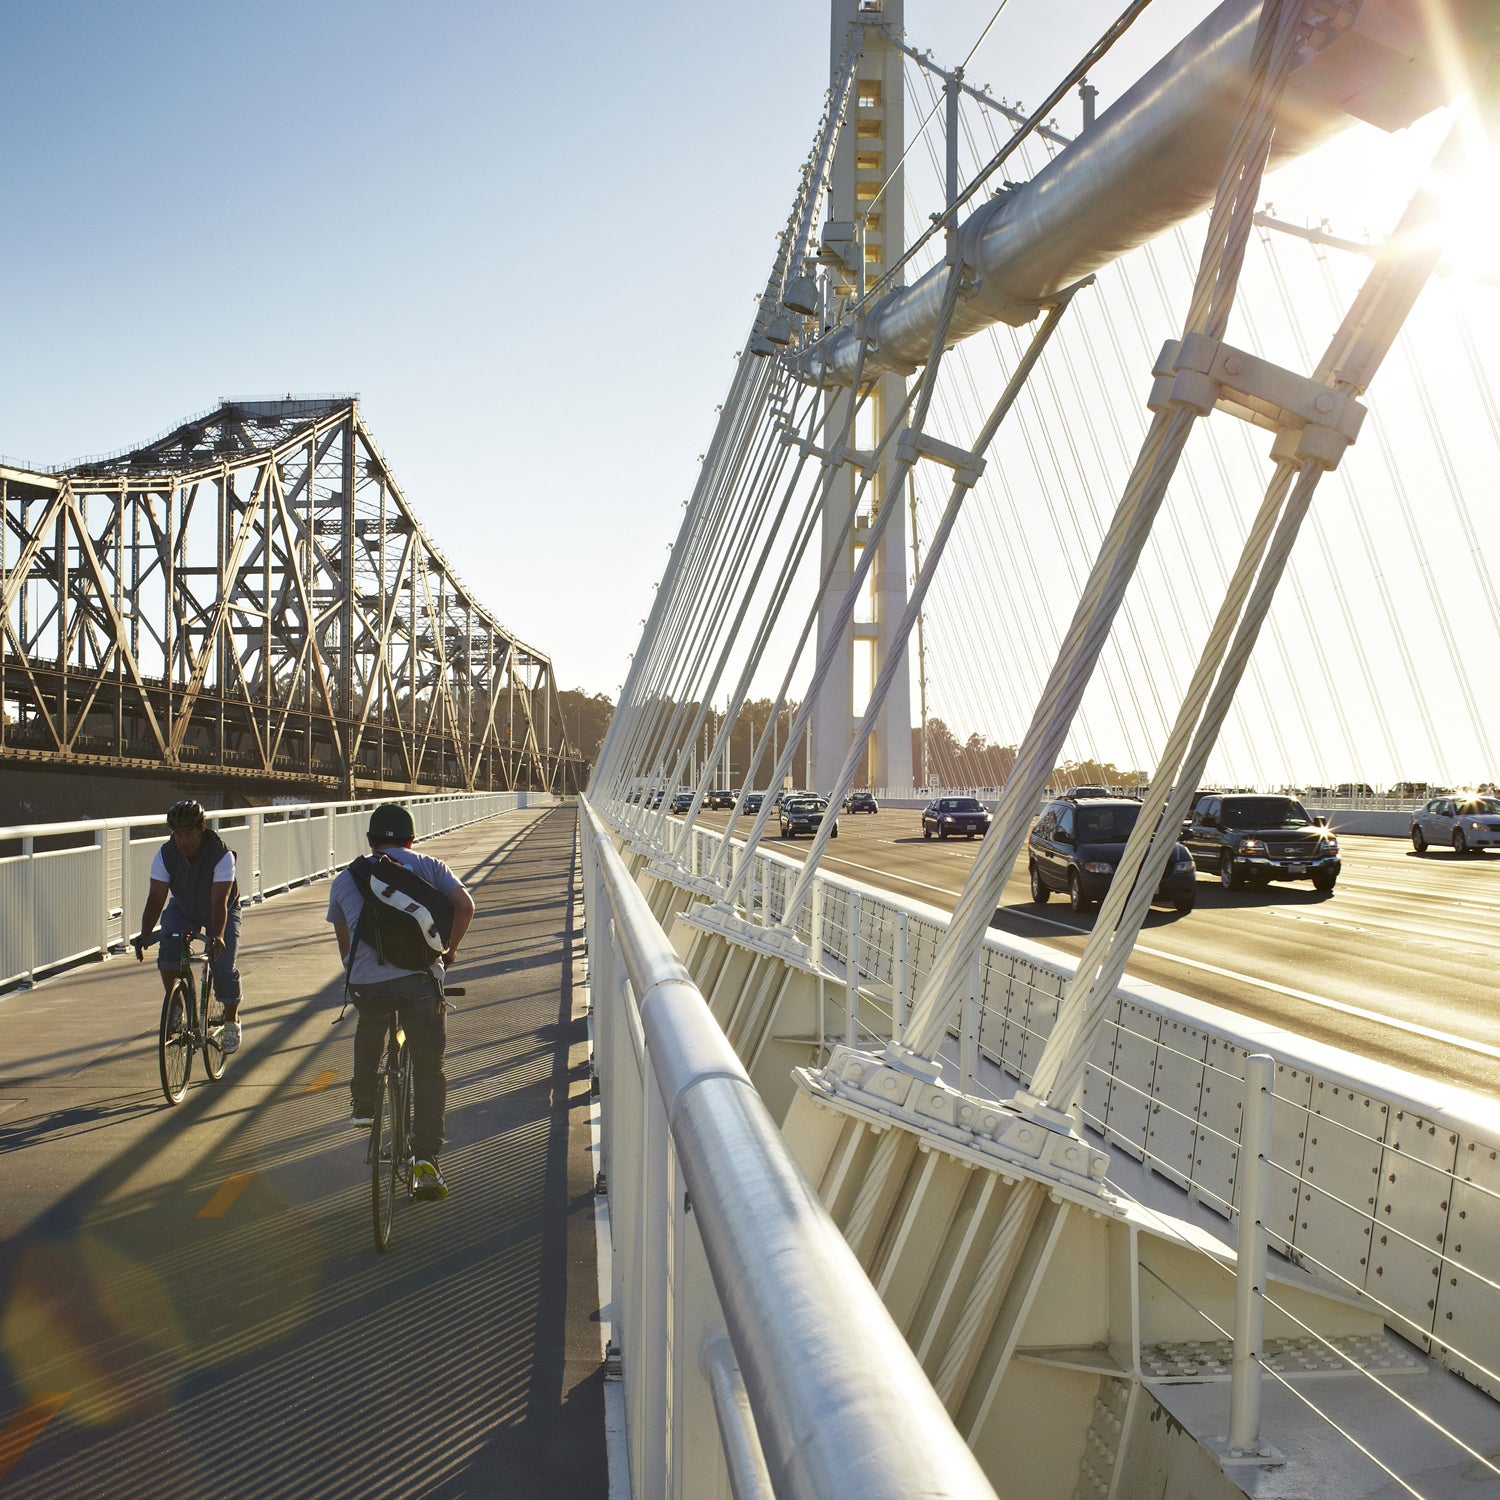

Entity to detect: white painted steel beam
[805,0,1497,385]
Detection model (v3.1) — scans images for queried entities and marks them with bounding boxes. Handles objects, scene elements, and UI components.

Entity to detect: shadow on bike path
[0,804,607,1499]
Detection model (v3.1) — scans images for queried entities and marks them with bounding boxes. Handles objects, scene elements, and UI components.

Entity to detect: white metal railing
[581,798,998,1500]
[646,813,1500,1405]
[0,791,547,993]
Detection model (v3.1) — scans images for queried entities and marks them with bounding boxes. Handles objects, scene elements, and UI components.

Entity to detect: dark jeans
[351,972,447,1160]
[159,905,243,1006]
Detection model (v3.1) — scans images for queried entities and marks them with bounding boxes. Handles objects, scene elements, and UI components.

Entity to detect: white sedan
[1410,795,1500,855]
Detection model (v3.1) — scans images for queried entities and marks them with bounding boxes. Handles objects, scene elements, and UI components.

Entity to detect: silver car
[1411,794,1500,855]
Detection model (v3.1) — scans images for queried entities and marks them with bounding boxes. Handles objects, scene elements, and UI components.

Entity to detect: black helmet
[367,803,415,844]
[166,798,206,831]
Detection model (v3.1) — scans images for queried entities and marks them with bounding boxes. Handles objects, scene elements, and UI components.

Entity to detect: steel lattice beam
[0,398,568,794]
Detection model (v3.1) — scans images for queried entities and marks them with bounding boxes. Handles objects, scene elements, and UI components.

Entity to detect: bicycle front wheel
[159,979,193,1104]
[201,971,228,1081]
[371,1074,395,1253]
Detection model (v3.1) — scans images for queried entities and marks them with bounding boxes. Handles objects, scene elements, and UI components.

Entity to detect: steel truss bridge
[0,397,569,797]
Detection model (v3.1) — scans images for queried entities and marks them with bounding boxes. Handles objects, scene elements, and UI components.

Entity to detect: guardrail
[645,814,1500,1405]
[0,792,547,994]
[581,797,998,1500]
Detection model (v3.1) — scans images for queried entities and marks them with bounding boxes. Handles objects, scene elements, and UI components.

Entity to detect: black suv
[1182,794,1340,892]
[844,790,878,814]
[922,796,991,839]
[1029,796,1197,913]
[705,788,736,810]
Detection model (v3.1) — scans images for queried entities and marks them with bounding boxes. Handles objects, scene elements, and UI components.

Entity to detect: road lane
[686,807,1500,1098]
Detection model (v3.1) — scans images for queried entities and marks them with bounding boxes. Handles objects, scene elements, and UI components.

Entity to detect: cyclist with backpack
[326,804,474,1201]
[134,798,244,1053]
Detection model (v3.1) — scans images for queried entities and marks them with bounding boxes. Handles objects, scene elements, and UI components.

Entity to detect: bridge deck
[0,805,608,1498]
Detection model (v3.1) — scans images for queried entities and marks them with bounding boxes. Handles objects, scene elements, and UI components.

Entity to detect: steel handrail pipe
[584,799,997,1499]
[804,0,1489,385]
[702,1332,777,1500]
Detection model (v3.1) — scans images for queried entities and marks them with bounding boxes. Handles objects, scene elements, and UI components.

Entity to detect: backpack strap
[346,856,384,967]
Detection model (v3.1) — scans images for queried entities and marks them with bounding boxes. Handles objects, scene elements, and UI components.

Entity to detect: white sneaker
[220,1021,242,1055]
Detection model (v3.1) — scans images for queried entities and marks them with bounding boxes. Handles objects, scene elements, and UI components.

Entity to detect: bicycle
[368,983,463,1253]
[136,930,229,1105]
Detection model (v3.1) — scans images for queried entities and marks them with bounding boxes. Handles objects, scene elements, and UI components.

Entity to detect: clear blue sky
[0,1,1216,698]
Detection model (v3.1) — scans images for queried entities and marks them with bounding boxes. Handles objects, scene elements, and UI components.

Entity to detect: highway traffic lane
[689,810,1500,1099]
[0,807,606,1498]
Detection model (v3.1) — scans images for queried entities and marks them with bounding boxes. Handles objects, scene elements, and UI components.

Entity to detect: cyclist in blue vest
[134,799,244,1054]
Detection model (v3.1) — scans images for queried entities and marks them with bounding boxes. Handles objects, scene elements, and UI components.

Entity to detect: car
[647,789,665,809]
[844,790,879,814]
[1182,793,1340,891]
[670,790,693,814]
[779,794,838,839]
[705,788,736,810]
[1411,794,1500,855]
[743,792,764,813]
[1061,785,1112,800]
[922,796,992,839]
[1028,796,1197,913]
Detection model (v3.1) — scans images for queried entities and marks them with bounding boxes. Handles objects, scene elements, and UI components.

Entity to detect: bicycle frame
[155,930,227,1104]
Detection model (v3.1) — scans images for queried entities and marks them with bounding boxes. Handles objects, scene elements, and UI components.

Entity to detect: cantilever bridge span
[0,397,570,802]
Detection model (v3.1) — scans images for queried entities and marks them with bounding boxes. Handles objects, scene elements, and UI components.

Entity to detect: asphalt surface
[685,806,1500,1102]
[0,804,607,1499]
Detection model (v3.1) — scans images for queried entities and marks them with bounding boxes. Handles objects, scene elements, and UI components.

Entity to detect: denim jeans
[350,971,447,1160]
[158,905,243,1006]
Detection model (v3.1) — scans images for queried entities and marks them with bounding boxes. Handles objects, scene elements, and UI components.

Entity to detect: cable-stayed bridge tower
[811,0,914,795]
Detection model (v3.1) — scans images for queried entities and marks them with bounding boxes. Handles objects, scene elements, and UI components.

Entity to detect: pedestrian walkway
[0,803,607,1499]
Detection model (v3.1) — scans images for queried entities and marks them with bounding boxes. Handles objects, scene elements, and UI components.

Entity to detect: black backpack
[348,853,453,971]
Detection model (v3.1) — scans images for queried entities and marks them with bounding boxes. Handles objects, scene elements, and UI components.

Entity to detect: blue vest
[161,829,239,924]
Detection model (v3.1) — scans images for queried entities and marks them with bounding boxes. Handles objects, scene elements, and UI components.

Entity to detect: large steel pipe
[806,0,1492,383]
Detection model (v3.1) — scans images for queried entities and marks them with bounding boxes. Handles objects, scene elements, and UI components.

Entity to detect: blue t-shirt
[326,848,465,987]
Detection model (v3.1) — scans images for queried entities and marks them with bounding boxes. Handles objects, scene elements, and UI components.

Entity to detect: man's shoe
[351,1108,375,1129]
[412,1159,448,1201]
[220,1021,241,1055]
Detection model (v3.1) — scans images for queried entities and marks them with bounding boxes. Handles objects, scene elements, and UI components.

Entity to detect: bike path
[0,803,608,1498]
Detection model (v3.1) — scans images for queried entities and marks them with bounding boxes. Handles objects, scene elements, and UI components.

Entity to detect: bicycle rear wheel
[158,979,193,1104]
[201,971,228,1081]
[371,1074,395,1253]
[400,1052,415,1195]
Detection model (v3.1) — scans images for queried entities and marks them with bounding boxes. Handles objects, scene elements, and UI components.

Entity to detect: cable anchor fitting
[894,428,986,487]
[1150,333,1367,471]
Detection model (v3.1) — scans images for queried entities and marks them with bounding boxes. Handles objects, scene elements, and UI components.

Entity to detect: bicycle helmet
[166,798,206,831]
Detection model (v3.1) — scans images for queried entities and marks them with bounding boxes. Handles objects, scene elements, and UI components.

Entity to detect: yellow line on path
[198,1172,256,1219]
[306,1070,339,1093]
[0,1392,69,1481]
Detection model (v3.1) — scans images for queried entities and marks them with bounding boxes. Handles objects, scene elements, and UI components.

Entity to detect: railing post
[896,910,910,1040]
[810,877,824,967]
[1229,1053,1275,1454]
[21,835,36,986]
[642,1064,672,1500]
[961,952,981,1094]
[846,891,862,1045]
[96,827,109,956]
